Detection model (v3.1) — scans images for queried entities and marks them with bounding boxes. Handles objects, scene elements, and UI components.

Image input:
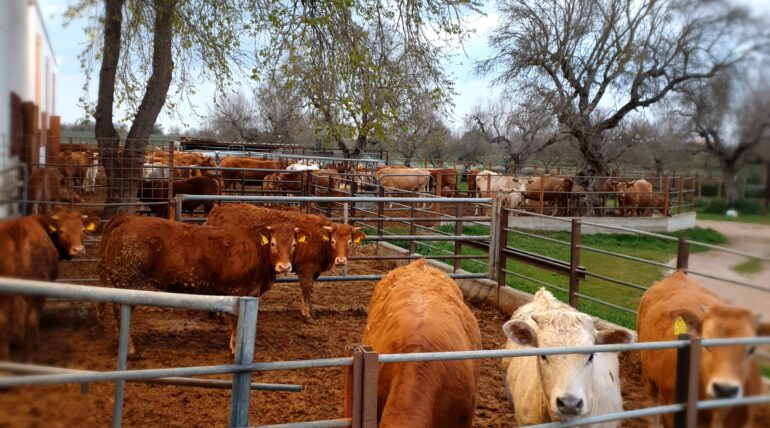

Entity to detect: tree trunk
[110,0,176,218]
[94,0,125,220]
[721,159,740,208]
[576,132,609,216]
[351,132,367,159]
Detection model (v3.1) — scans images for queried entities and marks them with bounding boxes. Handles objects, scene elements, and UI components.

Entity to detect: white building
[0,0,58,216]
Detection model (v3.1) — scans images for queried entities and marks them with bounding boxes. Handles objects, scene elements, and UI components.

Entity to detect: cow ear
[353,229,365,245]
[260,234,270,246]
[669,310,702,336]
[596,328,634,345]
[503,320,537,347]
[757,321,770,336]
[296,230,308,244]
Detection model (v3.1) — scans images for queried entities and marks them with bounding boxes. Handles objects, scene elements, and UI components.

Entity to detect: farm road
[675,220,770,319]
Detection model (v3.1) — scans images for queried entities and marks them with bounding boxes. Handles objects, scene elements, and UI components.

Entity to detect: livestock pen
[1,148,769,426]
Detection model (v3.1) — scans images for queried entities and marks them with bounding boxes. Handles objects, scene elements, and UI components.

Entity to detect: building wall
[0,1,58,217]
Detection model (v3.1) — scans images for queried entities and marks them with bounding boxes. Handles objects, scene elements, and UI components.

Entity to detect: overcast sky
[38,0,769,134]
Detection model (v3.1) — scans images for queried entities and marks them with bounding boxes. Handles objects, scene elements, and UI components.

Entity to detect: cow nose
[275,263,292,273]
[335,257,347,266]
[556,395,584,416]
[70,245,85,256]
[712,382,741,399]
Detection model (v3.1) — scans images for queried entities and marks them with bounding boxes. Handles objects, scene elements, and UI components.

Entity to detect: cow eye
[747,346,756,356]
[587,353,595,365]
[539,355,547,362]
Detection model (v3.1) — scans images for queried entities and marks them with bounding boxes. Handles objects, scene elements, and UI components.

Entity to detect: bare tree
[679,73,770,206]
[480,0,765,208]
[467,97,558,173]
[255,71,309,145]
[208,91,258,141]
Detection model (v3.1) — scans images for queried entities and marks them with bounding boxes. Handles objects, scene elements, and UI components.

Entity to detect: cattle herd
[24,146,676,221]
[0,181,767,427]
[0,147,756,426]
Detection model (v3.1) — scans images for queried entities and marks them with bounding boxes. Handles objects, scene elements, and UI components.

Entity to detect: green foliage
[731,259,762,275]
[696,198,766,215]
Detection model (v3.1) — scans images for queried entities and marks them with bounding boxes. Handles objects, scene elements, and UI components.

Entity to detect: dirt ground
[1,243,767,427]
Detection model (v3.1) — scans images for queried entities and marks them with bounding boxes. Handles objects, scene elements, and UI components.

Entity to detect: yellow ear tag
[298,235,306,244]
[673,317,687,336]
[86,222,96,232]
[353,236,362,244]
[322,235,330,242]
[261,235,269,246]
[48,224,57,233]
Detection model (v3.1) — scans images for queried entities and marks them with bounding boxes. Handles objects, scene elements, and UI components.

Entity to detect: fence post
[377,185,385,238]
[408,204,417,255]
[673,335,701,428]
[662,176,670,217]
[167,141,175,220]
[568,219,581,308]
[677,176,684,215]
[350,174,358,225]
[111,304,132,428]
[497,206,509,307]
[453,203,463,273]
[361,348,379,428]
[539,175,545,215]
[434,171,443,214]
[488,195,501,278]
[229,297,259,428]
[344,347,364,428]
[676,237,689,270]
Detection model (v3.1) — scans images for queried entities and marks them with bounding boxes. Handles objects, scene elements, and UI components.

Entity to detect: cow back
[363,259,481,428]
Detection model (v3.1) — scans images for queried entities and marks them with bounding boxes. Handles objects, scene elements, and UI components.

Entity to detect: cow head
[321,224,365,267]
[503,306,633,421]
[259,224,308,274]
[44,211,98,260]
[670,306,770,400]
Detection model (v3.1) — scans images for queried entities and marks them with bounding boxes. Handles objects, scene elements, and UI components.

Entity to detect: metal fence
[1,274,768,428]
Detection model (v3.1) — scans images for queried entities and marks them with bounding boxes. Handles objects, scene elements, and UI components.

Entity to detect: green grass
[762,366,770,379]
[697,212,770,225]
[731,259,762,275]
[377,224,726,329]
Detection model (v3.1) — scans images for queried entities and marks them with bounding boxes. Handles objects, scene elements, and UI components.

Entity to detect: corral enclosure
[1,141,769,427]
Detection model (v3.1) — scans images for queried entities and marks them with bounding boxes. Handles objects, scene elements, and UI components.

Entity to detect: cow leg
[111,304,136,358]
[21,297,44,362]
[0,296,12,360]
[298,272,315,320]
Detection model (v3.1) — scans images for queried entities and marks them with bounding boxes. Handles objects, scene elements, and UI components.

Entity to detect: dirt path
[677,220,770,319]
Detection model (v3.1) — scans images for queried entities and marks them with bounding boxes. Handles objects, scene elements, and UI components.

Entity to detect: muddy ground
[0,243,767,427]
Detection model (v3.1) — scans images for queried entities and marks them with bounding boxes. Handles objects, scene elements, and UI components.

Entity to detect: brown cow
[28,168,84,215]
[219,156,282,189]
[429,169,458,196]
[0,211,95,360]
[637,271,770,427]
[523,176,574,215]
[57,151,89,190]
[99,215,307,354]
[466,169,480,197]
[615,179,655,217]
[206,204,365,319]
[362,259,482,427]
[138,173,222,217]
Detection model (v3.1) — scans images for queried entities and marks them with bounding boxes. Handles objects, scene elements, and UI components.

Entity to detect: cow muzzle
[555,394,584,417]
[69,245,86,256]
[275,263,292,273]
[708,380,742,399]
[334,257,347,267]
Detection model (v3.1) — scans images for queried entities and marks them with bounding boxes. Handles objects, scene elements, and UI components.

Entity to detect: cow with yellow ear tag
[0,209,94,360]
[206,204,367,320]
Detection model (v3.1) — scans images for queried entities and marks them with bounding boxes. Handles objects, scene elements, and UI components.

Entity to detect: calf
[219,156,281,189]
[474,171,525,215]
[523,176,574,215]
[429,168,458,196]
[362,259,482,427]
[0,211,95,360]
[98,215,307,355]
[615,179,654,217]
[502,288,633,426]
[637,271,769,427]
[206,204,364,319]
